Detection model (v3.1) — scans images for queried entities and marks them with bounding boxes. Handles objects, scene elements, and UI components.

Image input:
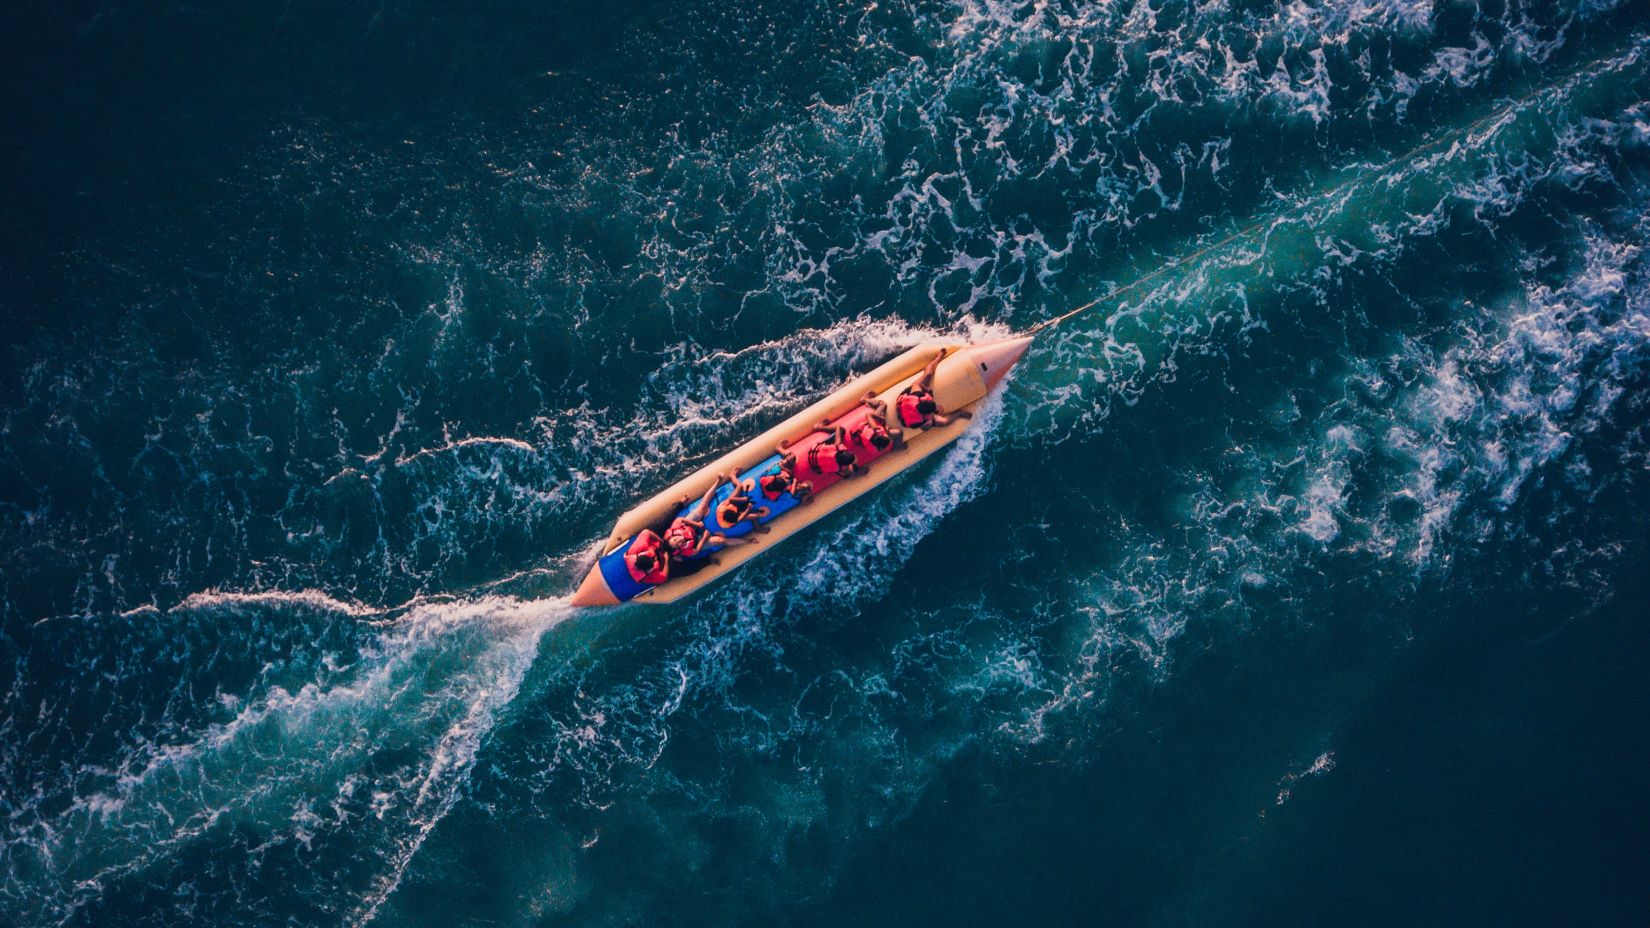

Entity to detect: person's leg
[911,347,947,393]
[688,480,720,521]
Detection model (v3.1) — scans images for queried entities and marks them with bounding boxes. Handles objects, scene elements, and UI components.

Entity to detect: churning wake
[4,0,1649,925]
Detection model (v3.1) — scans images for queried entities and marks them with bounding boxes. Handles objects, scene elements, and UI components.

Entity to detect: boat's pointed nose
[972,336,1034,390]
[570,563,620,607]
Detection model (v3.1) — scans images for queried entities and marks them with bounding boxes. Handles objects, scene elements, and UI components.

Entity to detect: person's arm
[684,518,711,556]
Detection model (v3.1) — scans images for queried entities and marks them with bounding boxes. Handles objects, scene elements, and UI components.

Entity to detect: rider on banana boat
[717,466,772,534]
[624,529,671,584]
[838,391,901,454]
[756,455,813,505]
[895,348,973,430]
[664,474,747,559]
[800,430,859,479]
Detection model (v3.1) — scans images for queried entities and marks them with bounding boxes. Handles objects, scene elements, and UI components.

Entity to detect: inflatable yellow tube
[571,336,1033,606]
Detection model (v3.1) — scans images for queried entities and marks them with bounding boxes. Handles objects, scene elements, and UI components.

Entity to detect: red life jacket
[759,471,791,500]
[625,531,670,584]
[853,419,887,450]
[664,518,702,554]
[897,391,931,428]
[807,442,850,475]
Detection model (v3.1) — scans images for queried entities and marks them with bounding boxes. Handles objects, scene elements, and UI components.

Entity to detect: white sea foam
[1275,750,1338,807]
[6,3,1647,924]
[172,587,377,617]
[3,595,568,926]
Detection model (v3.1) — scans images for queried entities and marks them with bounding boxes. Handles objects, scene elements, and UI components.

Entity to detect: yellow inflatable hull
[571,336,1032,606]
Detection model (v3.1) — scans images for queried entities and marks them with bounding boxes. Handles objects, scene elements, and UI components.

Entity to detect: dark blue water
[4,1,1649,925]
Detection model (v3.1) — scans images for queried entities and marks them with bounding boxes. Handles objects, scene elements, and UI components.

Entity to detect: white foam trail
[345,610,538,928]
[1379,228,1650,565]
[1011,39,1650,446]
[995,203,1650,746]
[172,587,378,617]
[10,595,568,926]
[1274,751,1338,807]
[393,435,538,468]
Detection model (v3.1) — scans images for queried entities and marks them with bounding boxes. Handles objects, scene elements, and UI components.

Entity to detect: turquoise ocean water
[3,1,1649,924]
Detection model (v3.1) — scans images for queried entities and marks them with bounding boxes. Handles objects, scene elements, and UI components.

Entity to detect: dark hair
[836,448,856,467]
[870,432,891,450]
[917,398,937,415]
[634,552,655,571]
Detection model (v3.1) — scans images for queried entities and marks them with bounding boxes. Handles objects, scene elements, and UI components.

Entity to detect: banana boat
[570,336,1033,606]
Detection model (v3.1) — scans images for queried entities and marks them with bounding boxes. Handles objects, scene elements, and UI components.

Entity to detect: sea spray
[1,594,569,926]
